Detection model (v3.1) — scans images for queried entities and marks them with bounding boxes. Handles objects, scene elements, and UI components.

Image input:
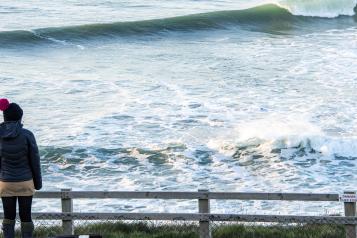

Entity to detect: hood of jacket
[0,121,23,139]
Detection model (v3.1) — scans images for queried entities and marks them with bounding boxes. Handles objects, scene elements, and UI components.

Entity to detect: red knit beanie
[0,98,9,111]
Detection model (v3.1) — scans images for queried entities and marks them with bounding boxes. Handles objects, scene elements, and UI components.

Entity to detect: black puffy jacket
[0,121,42,190]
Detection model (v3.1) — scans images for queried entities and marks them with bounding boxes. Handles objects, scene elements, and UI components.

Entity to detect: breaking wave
[0,3,356,47]
[208,118,357,160]
[278,0,357,18]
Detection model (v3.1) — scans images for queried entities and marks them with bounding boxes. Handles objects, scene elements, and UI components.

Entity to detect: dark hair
[3,103,23,122]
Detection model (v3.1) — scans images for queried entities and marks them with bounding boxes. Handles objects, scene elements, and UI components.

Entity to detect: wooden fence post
[61,188,74,235]
[198,189,211,238]
[344,191,356,238]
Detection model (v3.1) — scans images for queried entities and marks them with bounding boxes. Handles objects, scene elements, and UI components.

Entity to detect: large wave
[0,3,356,47]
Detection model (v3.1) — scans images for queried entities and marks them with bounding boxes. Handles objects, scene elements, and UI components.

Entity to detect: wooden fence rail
[1,189,356,238]
[33,191,340,201]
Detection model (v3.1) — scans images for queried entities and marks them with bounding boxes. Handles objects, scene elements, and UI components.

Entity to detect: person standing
[0,99,42,238]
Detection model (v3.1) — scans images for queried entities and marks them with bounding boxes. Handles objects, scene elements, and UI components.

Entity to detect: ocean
[0,0,356,214]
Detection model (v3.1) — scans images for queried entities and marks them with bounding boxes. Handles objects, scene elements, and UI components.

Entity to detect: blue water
[0,0,356,214]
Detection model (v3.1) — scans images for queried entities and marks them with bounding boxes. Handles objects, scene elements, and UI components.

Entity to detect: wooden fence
[1,189,356,238]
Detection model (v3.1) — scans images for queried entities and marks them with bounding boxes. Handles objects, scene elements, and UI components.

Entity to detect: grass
[1,222,346,238]
[213,224,345,238]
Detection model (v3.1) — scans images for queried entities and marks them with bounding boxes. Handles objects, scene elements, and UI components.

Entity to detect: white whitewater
[278,0,357,17]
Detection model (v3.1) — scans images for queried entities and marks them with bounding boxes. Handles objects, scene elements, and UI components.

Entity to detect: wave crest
[0,3,356,47]
[208,117,357,160]
[278,0,357,17]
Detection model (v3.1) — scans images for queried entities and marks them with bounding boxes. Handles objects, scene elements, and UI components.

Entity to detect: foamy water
[0,0,356,214]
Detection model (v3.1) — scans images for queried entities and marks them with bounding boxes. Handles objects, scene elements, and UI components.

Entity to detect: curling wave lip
[0,3,356,47]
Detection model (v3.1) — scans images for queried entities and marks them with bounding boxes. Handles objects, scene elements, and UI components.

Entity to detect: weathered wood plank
[198,189,211,238]
[208,192,339,201]
[33,191,340,201]
[61,189,74,235]
[1,213,354,224]
[33,192,62,198]
[344,191,357,238]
